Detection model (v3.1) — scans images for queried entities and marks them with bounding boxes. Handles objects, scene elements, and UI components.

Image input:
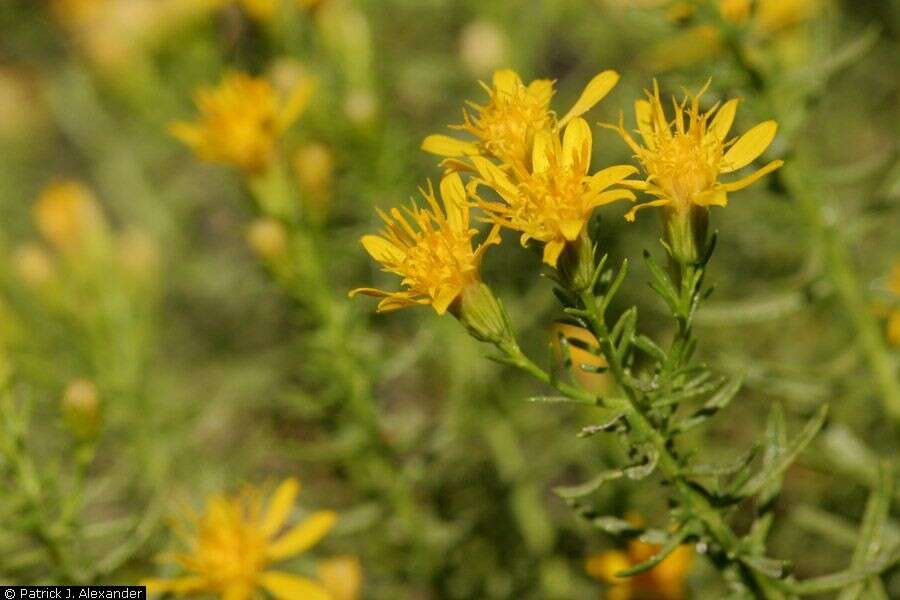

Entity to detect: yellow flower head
[143,478,336,600]
[586,537,694,600]
[169,72,314,174]
[470,118,636,266]
[612,81,783,222]
[421,68,619,169]
[350,173,499,315]
[34,180,107,251]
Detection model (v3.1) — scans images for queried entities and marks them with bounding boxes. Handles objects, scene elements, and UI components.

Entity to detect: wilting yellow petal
[266,510,337,561]
[542,240,566,267]
[722,120,778,172]
[625,199,670,222]
[709,98,739,141]
[259,572,331,600]
[421,135,480,157]
[361,235,405,263]
[260,478,300,537]
[559,70,619,126]
[562,117,592,172]
[589,165,638,192]
[721,159,784,191]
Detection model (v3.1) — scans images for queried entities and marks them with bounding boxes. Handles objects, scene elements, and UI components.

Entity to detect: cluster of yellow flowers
[352,68,782,316]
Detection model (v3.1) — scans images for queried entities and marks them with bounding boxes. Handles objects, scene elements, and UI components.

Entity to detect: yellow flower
[143,478,336,600]
[611,81,783,222]
[33,180,107,251]
[316,555,362,600]
[421,68,619,170]
[586,538,694,600]
[551,323,610,393]
[350,173,499,315]
[169,72,314,174]
[470,118,636,266]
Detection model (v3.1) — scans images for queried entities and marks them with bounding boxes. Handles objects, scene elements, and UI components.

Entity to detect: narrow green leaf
[553,470,623,500]
[738,404,829,499]
[590,516,642,536]
[578,407,628,437]
[786,553,899,595]
[525,396,596,406]
[633,335,667,362]
[741,554,792,579]
[616,526,694,577]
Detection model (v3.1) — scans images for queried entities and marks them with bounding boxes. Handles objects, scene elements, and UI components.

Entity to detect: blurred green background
[0,0,898,598]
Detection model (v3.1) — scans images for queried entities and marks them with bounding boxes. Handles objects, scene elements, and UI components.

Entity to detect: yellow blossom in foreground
[350,173,499,315]
[611,82,783,222]
[34,180,107,251]
[169,72,314,174]
[143,478,336,600]
[586,537,694,600]
[551,323,610,392]
[470,118,635,266]
[422,68,619,169]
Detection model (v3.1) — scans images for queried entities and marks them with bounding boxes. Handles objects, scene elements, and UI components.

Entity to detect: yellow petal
[439,172,469,231]
[222,585,252,600]
[542,240,566,267]
[635,100,655,149]
[722,120,778,172]
[260,478,300,537]
[348,287,392,299]
[259,572,332,600]
[376,295,426,313]
[625,198,670,222]
[142,577,206,595]
[431,285,462,315]
[361,235,404,263]
[492,69,522,95]
[421,135,480,157]
[559,70,619,126]
[588,189,636,209]
[693,188,728,206]
[562,117,592,172]
[589,165,638,192]
[267,510,337,561]
[532,129,554,173]
[526,79,555,104]
[709,98,739,141]
[472,156,517,201]
[721,159,784,191]
[559,219,583,241]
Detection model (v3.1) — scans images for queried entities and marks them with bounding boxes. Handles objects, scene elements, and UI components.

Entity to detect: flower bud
[62,379,100,439]
[662,204,709,267]
[450,282,516,346]
[293,142,334,214]
[557,233,596,293]
[33,180,107,252]
[247,217,289,260]
[13,243,55,287]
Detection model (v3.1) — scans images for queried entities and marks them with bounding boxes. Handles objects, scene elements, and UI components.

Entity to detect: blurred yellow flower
[422,68,619,170]
[170,72,315,174]
[61,378,101,439]
[294,142,335,212]
[611,82,783,222]
[350,173,499,315]
[586,537,694,600]
[551,323,610,392]
[143,478,336,600]
[12,243,55,287]
[317,555,362,600]
[33,180,107,251]
[470,118,635,266]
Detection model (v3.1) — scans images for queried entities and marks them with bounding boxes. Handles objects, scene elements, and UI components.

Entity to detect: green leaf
[737,404,828,498]
[785,552,899,595]
[525,395,597,406]
[553,470,623,500]
[837,461,896,600]
[643,250,679,313]
[616,525,694,577]
[675,377,743,433]
[633,335,667,362]
[625,447,658,480]
[759,402,789,506]
[682,445,759,478]
[578,407,628,437]
[741,554,792,579]
[589,516,642,536]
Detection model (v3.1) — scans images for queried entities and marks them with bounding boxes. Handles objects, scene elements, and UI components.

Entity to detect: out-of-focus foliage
[0,0,897,598]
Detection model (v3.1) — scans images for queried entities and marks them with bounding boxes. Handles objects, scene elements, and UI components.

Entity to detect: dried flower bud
[247,218,289,260]
[62,379,100,439]
[459,21,507,76]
